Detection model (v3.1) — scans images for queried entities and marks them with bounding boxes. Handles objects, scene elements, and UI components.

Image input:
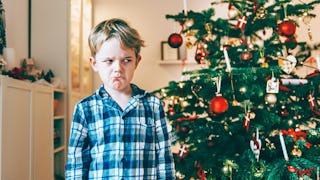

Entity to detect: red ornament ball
[168,33,183,48]
[240,51,253,61]
[278,20,296,37]
[209,94,229,114]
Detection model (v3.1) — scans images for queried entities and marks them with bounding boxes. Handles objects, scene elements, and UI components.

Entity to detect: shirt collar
[96,84,147,100]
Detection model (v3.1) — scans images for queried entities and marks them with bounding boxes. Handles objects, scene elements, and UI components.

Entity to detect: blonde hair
[88,18,145,57]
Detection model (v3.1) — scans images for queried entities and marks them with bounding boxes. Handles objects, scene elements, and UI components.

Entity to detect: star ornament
[236,16,248,32]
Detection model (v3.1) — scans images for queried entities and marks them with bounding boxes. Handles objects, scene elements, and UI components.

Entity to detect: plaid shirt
[65,84,175,180]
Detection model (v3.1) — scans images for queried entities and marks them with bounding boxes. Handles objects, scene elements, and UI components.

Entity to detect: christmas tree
[154,0,320,179]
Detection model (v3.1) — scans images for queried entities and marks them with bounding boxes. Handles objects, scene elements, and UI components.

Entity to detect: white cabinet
[0,75,54,180]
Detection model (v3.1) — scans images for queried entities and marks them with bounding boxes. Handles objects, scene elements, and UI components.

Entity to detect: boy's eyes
[101,58,132,63]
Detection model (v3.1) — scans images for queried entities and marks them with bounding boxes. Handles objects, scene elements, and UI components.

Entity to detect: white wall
[93,0,320,92]
[92,0,213,91]
[3,0,320,92]
[3,0,29,63]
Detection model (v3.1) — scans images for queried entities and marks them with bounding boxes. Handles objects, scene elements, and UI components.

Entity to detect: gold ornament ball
[265,93,277,105]
[228,6,239,19]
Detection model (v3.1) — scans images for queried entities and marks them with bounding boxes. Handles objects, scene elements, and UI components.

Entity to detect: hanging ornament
[240,50,253,61]
[185,30,196,49]
[253,7,267,22]
[291,145,302,157]
[278,20,296,37]
[243,112,250,131]
[264,93,277,105]
[256,27,274,41]
[205,23,214,41]
[168,33,183,48]
[243,101,252,131]
[236,16,248,32]
[250,128,262,161]
[266,72,279,93]
[210,94,229,114]
[278,55,297,74]
[227,4,239,19]
[307,93,320,115]
[184,18,194,27]
[194,42,206,64]
[176,144,189,158]
[209,76,229,114]
[280,105,289,117]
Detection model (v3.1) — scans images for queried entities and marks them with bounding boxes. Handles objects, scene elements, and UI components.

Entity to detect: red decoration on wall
[168,33,183,48]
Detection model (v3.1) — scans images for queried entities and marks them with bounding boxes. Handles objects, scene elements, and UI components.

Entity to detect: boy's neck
[104,85,132,110]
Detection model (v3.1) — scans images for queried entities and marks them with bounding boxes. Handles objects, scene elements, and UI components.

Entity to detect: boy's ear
[89,57,98,72]
[136,55,141,67]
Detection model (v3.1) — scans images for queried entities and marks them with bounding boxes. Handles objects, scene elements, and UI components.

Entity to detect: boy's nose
[112,60,122,71]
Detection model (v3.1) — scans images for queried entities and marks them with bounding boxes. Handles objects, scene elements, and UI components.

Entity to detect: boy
[65,18,175,179]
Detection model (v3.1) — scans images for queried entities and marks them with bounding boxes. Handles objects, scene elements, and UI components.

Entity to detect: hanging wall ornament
[168,33,183,48]
[167,20,184,48]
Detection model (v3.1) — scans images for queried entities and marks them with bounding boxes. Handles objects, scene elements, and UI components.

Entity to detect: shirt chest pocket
[129,117,155,144]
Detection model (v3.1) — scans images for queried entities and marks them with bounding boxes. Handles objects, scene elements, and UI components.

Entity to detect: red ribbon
[281,128,312,148]
[281,128,307,142]
[177,116,198,122]
[287,166,316,177]
[196,163,206,180]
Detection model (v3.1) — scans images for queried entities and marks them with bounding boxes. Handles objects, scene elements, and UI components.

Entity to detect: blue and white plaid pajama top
[65,84,175,180]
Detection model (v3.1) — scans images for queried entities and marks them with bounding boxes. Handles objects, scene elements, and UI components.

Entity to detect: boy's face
[90,38,141,92]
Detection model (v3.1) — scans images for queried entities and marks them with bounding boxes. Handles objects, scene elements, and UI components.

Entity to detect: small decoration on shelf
[0,55,6,72]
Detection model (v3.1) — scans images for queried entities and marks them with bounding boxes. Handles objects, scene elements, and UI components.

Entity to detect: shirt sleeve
[65,103,91,180]
[155,102,176,180]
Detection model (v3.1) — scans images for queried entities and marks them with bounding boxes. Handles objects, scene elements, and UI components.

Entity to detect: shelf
[53,89,66,179]
[54,88,65,93]
[54,115,65,120]
[54,146,65,153]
